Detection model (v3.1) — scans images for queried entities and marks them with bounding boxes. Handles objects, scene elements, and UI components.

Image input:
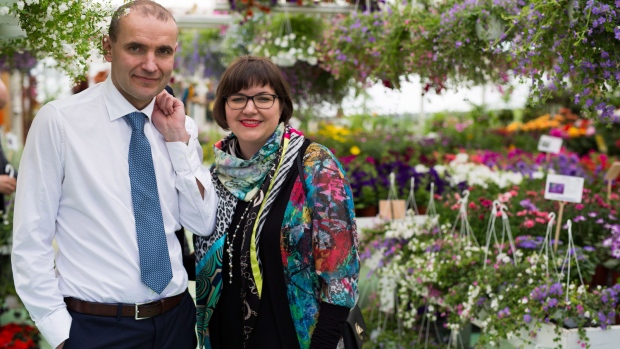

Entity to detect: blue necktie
[125,112,172,294]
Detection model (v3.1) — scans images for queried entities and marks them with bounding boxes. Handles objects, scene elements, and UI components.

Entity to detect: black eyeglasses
[225,94,279,110]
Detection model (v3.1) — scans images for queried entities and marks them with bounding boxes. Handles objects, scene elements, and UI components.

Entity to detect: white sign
[544,174,584,203]
[538,135,563,154]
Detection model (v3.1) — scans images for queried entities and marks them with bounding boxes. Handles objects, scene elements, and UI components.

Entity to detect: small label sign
[538,135,563,154]
[605,162,620,181]
[544,174,584,203]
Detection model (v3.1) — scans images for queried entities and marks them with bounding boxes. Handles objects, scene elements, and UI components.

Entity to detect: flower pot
[355,206,378,217]
[589,264,610,287]
[506,322,620,348]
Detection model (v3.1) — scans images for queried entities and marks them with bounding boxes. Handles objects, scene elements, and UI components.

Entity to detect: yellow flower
[567,126,581,138]
[506,122,522,133]
[350,146,361,155]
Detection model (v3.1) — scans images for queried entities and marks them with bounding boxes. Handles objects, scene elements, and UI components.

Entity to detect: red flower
[479,198,493,208]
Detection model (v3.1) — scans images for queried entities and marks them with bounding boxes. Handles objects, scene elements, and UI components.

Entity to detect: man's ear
[102,36,113,63]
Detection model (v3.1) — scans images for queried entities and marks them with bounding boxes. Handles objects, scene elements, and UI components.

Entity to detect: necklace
[226,202,252,284]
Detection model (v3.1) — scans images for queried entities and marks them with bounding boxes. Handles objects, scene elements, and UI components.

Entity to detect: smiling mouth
[134,76,159,83]
[240,120,261,126]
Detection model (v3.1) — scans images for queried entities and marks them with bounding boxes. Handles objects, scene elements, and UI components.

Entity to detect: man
[0,80,16,207]
[11,1,217,348]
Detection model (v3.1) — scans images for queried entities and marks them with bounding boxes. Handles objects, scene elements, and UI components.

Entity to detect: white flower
[307,46,315,55]
[415,164,429,173]
[455,153,469,163]
[521,297,528,304]
[0,6,10,15]
[58,3,69,12]
[17,1,25,10]
[62,43,76,57]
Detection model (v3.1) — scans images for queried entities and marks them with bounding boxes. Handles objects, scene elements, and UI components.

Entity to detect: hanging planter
[243,13,323,68]
[475,14,505,41]
[0,0,112,81]
[505,321,620,349]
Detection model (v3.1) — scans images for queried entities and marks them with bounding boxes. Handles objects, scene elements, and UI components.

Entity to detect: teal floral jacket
[283,143,359,348]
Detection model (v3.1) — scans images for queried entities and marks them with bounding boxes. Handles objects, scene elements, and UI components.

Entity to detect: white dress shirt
[11,78,217,348]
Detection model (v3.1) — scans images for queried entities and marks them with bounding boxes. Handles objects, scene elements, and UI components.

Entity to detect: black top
[209,168,300,349]
[209,142,350,349]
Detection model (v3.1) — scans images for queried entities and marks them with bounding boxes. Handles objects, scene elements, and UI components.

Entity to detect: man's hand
[0,175,16,195]
[56,341,65,349]
[153,90,190,144]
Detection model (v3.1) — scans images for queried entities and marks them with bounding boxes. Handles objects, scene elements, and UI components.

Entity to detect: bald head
[108,0,178,43]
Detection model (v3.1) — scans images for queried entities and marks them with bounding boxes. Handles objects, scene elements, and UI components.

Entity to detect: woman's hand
[152,90,190,144]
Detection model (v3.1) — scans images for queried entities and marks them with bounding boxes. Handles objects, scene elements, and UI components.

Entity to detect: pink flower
[550,128,564,138]
[575,204,585,210]
[524,220,535,228]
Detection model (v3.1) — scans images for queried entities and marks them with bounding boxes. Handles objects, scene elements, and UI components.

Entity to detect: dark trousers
[64,291,197,349]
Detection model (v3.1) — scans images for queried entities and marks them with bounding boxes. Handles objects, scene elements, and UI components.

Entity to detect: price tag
[544,174,584,203]
[538,135,563,154]
[605,162,620,181]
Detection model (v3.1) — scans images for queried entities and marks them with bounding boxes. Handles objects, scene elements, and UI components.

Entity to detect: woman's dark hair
[212,56,294,130]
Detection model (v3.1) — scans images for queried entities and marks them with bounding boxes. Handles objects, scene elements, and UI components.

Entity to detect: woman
[194,56,359,349]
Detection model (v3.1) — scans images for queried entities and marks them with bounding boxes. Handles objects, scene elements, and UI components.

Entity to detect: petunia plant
[1,0,112,81]
[506,0,620,123]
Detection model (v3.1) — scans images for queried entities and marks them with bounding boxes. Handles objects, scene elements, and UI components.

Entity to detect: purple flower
[519,199,538,211]
[456,41,462,48]
[524,314,532,323]
[584,246,595,252]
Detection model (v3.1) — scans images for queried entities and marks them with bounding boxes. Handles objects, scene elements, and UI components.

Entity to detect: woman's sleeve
[303,143,360,308]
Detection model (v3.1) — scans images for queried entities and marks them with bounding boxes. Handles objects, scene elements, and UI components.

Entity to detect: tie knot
[125,112,147,132]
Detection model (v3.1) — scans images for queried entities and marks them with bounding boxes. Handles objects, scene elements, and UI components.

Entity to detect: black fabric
[249,161,301,349]
[342,304,367,349]
[211,175,301,349]
[209,200,250,349]
[310,303,351,349]
[211,140,313,349]
[64,291,196,349]
[174,228,195,281]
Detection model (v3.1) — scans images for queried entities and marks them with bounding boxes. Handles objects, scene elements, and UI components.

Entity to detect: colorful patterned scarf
[195,124,305,348]
[212,124,283,202]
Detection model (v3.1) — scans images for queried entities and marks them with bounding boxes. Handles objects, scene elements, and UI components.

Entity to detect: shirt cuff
[36,308,72,349]
[166,138,202,173]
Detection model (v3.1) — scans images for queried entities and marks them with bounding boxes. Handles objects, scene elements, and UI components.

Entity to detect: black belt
[64,290,186,320]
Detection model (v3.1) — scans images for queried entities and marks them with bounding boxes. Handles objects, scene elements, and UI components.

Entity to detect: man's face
[103,11,177,110]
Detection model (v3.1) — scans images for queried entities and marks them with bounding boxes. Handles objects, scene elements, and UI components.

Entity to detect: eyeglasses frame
[224,93,279,110]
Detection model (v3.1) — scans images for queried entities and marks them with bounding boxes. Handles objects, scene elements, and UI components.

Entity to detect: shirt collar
[102,77,156,122]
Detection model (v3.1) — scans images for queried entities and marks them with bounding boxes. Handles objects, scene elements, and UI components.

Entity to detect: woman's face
[225,84,282,159]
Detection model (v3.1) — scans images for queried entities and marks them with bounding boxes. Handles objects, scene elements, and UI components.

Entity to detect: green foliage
[2,0,112,81]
